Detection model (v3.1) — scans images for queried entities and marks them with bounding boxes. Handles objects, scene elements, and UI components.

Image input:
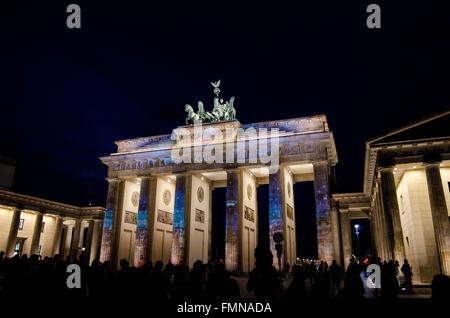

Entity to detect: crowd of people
[0,247,449,306]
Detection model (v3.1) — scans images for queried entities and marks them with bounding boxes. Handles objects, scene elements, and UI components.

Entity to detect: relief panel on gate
[157,209,173,225]
[124,211,138,225]
[244,206,255,222]
[195,208,205,223]
[286,204,293,220]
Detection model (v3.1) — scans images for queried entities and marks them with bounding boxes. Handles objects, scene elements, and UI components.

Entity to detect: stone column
[30,212,44,255]
[379,167,405,261]
[313,161,334,265]
[208,184,213,261]
[6,208,21,257]
[70,219,82,261]
[225,170,241,272]
[371,198,380,258]
[63,224,74,259]
[340,209,352,270]
[100,179,124,265]
[84,220,95,264]
[90,220,103,263]
[269,168,285,271]
[425,163,450,275]
[51,216,64,256]
[375,179,391,261]
[330,201,341,265]
[172,175,191,265]
[134,177,157,267]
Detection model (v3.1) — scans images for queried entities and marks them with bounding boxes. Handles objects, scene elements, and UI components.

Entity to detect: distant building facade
[0,189,104,263]
[334,111,450,283]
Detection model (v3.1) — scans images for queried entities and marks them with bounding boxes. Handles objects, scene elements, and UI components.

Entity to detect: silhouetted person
[150,260,171,301]
[381,260,398,299]
[329,260,343,289]
[189,260,207,300]
[287,264,307,300]
[205,261,240,300]
[431,274,450,302]
[342,258,364,300]
[172,264,191,301]
[401,259,413,291]
[247,244,283,298]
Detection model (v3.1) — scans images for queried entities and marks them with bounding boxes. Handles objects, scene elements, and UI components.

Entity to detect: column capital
[139,175,155,181]
[105,177,122,184]
[423,161,442,168]
[312,160,329,169]
[377,166,395,173]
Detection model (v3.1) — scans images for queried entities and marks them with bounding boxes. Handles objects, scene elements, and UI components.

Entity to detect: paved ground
[234,273,432,299]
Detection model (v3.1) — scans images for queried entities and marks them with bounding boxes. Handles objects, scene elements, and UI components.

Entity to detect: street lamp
[354,224,360,256]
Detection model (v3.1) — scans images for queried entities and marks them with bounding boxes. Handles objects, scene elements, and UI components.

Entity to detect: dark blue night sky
[1,2,449,256]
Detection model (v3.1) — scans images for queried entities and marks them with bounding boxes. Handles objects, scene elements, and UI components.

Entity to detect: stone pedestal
[379,167,405,261]
[6,208,21,257]
[425,163,450,275]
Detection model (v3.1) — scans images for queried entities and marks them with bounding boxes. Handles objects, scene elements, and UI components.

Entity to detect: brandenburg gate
[99,86,338,272]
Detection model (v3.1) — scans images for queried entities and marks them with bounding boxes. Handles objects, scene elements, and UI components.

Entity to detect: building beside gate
[0,190,104,263]
[333,111,450,283]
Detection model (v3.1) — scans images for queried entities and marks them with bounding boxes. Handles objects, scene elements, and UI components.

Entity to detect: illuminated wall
[397,169,440,283]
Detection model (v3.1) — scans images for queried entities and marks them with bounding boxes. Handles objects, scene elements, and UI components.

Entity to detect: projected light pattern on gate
[134,178,149,267]
[100,180,118,262]
[225,171,239,272]
[269,171,284,270]
[172,176,185,264]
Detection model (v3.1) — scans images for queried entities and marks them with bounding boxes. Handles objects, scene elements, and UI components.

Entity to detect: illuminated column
[225,170,241,272]
[330,201,341,266]
[313,161,334,265]
[425,163,450,275]
[172,175,191,265]
[134,177,157,267]
[84,220,94,264]
[30,212,43,255]
[90,220,103,263]
[70,219,82,261]
[376,178,391,261]
[6,208,21,257]
[370,200,380,258]
[63,224,73,258]
[100,179,124,265]
[269,169,284,271]
[379,167,405,261]
[340,209,352,269]
[51,216,64,256]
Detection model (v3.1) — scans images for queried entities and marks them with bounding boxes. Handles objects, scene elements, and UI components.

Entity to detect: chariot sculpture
[185,81,236,125]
